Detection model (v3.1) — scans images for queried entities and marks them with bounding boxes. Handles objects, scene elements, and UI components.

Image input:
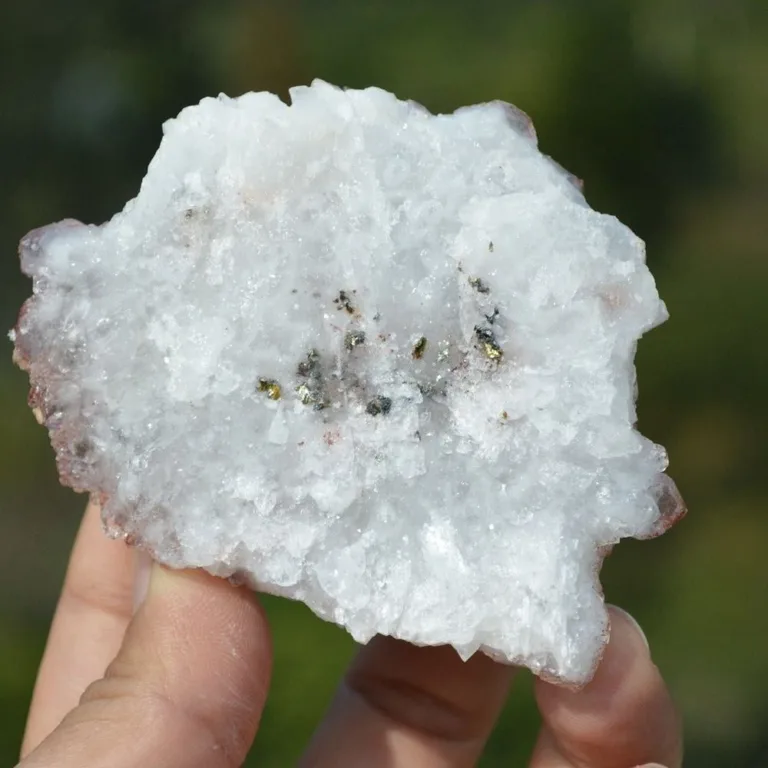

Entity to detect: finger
[20,565,272,768]
[22,501,136,756]
[301,636,514,767]
[530,605,683,768]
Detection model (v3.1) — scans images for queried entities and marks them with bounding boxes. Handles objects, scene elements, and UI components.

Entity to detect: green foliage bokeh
[1,1,766,765]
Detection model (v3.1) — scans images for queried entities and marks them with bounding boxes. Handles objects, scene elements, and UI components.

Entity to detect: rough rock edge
[11,96,686,687]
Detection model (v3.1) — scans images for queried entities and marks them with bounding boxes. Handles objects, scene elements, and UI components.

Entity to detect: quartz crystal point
[11,80,685,685]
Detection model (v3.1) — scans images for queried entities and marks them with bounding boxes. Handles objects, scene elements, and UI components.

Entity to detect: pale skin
[18,502,682,767]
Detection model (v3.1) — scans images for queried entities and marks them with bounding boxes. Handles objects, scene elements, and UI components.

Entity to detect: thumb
[20,565,272,768]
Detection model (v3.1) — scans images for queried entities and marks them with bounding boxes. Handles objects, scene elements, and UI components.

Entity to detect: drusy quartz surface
[12,80,684,685]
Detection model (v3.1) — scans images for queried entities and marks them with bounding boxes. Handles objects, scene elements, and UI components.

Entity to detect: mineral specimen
[11,80,684,685]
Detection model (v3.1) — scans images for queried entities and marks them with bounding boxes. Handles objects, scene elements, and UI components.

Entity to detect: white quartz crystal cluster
[12,80,684,684]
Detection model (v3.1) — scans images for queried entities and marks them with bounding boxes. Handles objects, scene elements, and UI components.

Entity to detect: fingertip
[533,606,682,768]
[132,551,152,613]
[535,605,654,715]
[302,637,514,767]
[25,565,272,768]
[135,563,273,705]
[608,604,650,655]
[21,502,135,758]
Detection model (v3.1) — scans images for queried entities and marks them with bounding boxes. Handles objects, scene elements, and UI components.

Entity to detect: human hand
[18,502,682,767]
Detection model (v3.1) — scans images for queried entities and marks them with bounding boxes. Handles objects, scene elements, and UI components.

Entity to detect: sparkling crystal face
[12,80,684,685]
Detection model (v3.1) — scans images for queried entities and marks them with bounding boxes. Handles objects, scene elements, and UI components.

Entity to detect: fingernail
[635,763,668,767]
[132,551,153,613]
[608,605,650,655]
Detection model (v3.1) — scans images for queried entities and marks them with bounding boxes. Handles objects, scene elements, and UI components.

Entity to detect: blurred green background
[1,1,766,765]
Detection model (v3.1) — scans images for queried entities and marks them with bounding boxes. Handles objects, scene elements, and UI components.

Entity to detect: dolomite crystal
[12,80,685,685]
